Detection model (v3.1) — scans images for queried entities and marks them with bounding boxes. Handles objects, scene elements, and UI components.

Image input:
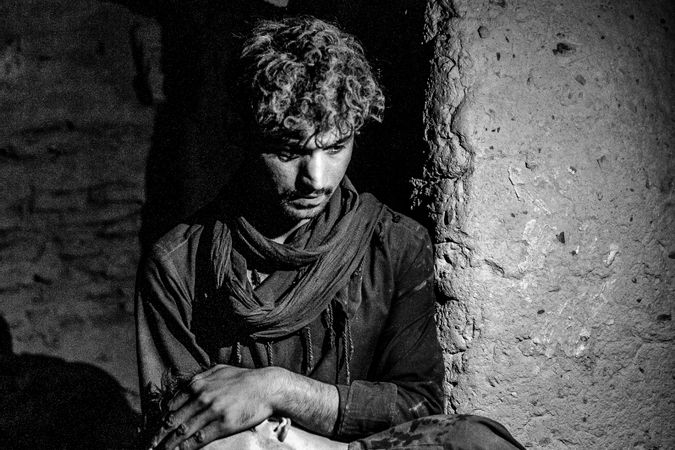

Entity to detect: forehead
[263,127,353,148]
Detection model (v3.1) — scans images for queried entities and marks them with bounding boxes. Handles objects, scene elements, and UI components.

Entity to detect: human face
[201,418,293,450]
[252,128,354,225]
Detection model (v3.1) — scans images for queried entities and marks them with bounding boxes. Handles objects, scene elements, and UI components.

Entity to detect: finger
[167,390,191,412]
[155,372,214,445]
[168,366,225,411]
[151,399,206,449]
[173,419,229,450]
[160,411,220,450]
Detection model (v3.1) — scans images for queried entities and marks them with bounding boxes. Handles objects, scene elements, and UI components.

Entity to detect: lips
[290,194,325,208]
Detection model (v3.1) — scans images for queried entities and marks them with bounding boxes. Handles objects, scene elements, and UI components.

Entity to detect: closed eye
[323,135,353,155]
[276,150,301,161]
[325,145,346,155]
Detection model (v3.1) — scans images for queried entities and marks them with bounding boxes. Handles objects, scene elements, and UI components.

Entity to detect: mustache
[282,187,332,201]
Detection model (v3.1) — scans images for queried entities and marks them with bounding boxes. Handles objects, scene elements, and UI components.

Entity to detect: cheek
[331,152,352,180]
[261,160,298,190]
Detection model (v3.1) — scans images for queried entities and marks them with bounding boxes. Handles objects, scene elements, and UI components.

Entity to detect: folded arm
[136,220,444,446]
[137,247,342,449]
[333,223,444,440]
[148,364,340,449]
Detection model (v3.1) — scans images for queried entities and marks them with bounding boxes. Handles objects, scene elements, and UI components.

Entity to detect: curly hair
[238,16,385,141]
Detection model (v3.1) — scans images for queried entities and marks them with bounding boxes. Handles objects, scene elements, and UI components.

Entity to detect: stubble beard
[277,187,334,223]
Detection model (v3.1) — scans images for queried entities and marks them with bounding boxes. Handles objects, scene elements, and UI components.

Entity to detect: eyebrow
[267,133,353,151]
[317,133,353,149]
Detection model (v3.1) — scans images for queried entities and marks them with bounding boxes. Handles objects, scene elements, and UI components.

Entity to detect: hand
[150,364,277,450]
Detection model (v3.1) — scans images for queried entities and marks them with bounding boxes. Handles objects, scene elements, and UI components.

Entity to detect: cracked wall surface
[421,0,674,448]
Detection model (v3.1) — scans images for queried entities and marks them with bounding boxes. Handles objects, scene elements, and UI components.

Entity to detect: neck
[269,218,310,244]
[237,201,310,244]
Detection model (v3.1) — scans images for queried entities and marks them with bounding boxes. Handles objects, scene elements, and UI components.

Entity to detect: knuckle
[190,372,204,383]
[212,397,228,411]
[207,403,225,421]
[188,378,204,394]
[180,436,196,450]
[194,430,206,444]
[196,392,211,408]
[217,411,229,426]
[178,430,206,450]
[163,412,177,428]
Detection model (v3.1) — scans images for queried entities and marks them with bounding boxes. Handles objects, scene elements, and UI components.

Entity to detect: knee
[430,414,524,450]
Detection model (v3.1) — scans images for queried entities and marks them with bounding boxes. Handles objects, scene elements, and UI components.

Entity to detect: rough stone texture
[420,0,674,448]
[0,0,154,424]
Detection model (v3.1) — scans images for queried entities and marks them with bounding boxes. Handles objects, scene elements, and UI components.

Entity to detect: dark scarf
[208,178,384,340]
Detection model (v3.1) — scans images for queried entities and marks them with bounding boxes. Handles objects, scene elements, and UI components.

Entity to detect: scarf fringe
[302,326,314,375]
[343,317,353,385]
[265,341,274,366]
[228,300,355,384]
[325,302,336,349]
[229,340,243,366]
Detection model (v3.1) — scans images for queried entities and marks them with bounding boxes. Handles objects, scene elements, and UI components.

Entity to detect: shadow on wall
[0,315,139,449]
[116,0,429,249]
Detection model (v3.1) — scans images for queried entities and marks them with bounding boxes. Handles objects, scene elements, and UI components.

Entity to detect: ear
[273,417,292,442]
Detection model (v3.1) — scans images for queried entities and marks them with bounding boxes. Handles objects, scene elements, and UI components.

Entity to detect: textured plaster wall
[420,0,674,448]
[0,0,153,417]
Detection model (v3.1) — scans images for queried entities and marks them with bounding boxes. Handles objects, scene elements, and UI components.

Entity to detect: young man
[136,16,524,450]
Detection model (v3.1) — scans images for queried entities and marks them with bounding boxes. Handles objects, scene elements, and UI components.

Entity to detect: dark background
[117,0,430,248]
[0,1,428,447]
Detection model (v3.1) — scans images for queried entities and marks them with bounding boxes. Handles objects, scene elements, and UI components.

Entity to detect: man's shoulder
[361,194,434,286]
[361,193,432,251]
[382,207,429,238]
[150,223,201,259]
[148,208,219,263]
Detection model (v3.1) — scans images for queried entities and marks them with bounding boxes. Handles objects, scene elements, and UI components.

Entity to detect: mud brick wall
[0,0,155,413]
[420,0,674,448]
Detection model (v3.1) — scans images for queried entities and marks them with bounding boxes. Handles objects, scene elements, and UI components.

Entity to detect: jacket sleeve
[333,220,445,440]
[135,245,211,413]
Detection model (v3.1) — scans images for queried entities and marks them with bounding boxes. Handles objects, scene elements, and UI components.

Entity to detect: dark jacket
[135,199,444,440]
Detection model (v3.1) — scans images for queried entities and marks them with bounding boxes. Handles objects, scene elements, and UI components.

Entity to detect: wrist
[266,368,339,435]
[262,366,289,414]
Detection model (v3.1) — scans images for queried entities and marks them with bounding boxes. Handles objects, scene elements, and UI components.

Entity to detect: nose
[299,151,326,192]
